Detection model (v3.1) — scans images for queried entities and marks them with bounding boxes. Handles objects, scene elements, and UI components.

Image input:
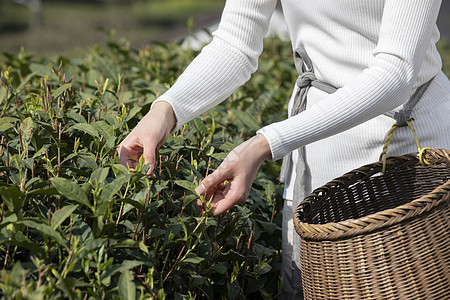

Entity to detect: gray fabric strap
[384,77,434,127]
[281,47,338,294]
[290,47,337,116]
[279,47,337,183]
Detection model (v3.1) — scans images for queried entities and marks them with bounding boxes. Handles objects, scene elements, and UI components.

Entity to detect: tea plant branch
[236,232,243,251]
[0,203,5,223]
[115,202,125,226]
[221,214,240,251]
[211,214,223,260]
[163,214,209,284]
[115,180,132,226]
[57,123,62,177]
[142,184,153,244]
[240,222,255,298]
[131,270,155,295]
[0,136,4,158]
[6,144,10,184]
[3,244,11,269]
[163,244,186,283]
[270,199,277,223]
[179,190,186,217]
[133,183,152,241]
[18,128,24,153]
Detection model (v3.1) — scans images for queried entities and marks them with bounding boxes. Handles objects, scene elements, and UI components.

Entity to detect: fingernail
[196,183,206,195]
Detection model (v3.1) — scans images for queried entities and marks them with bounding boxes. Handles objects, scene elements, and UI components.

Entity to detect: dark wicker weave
[294,148,450,300]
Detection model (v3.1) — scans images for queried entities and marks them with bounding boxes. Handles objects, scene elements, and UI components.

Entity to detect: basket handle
[379,119,431,173]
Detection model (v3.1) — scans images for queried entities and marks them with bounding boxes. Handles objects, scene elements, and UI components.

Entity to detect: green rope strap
[379,118,431,173]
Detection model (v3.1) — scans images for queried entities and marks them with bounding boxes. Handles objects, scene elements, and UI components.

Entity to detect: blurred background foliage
[0,0,449,77]
[0,0,225,58]
[1,1,450,55]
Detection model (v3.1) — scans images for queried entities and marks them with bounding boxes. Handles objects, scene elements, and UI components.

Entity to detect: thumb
[195,167,229,195]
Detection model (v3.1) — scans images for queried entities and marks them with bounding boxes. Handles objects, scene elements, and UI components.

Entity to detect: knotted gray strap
[290,47,337,116]
[279,47,337,183]
[281,47,339,293]
[383,77,434,127]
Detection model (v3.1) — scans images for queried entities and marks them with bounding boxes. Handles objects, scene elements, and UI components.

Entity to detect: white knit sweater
[154,0,445,172]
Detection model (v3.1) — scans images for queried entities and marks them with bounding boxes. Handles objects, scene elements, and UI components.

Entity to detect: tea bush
[0,35,297,299]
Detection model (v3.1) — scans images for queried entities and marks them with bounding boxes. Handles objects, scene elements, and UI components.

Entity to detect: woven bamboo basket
[293,148,450,300]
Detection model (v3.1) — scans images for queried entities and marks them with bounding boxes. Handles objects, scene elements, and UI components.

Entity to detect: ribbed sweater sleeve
[258,0,441,160]
[154,0,277,131]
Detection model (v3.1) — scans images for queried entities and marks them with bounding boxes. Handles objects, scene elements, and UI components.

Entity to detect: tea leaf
[118,270,136,300]
[50,177,90,208]
[0,86,7,103]
[181,257,205,264]
[52,83,72,98]
[0,117,18,131]
[0,186,24,214]
[71,123,100,138]
[231,109,260,131]
[92,120,114,140]
[103,260,145,279]
[51,205,78,229]
[117,198,144,211]
[67,111,87,124]
[100,174,130,200]
[256,220,277,236]
[90,167,110,185]
[16,72,37,93]
[124,106,142,122]
[3,235,45,256]
[27,187,59,196]
[29,63,53,76]
[20,220,67,248]
[174,180,197,194]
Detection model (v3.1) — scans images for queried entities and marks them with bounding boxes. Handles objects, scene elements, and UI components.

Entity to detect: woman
[118,0,450,298]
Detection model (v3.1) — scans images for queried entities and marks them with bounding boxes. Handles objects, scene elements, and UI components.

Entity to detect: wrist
[253,134,272,162]
[150,101,177,132]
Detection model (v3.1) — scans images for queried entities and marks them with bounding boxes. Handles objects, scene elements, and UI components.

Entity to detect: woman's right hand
[117,101,176,173]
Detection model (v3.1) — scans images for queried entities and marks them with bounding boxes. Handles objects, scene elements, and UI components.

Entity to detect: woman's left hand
[196,134,272,216]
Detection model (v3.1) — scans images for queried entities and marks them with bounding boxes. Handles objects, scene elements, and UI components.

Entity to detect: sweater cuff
[256,126,284,161]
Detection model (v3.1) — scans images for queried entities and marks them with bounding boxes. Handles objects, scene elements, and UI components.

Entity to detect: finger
[142,137,158,174]
[118,145,129,166]
[196,188,226,211]
[198,181,245,216]
[209,183,244,216]
[195,167,229,196]
[196,185,219,208]
[118,142,140,169]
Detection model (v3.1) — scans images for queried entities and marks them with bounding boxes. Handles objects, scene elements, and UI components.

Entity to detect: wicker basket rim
[293,148,450,241]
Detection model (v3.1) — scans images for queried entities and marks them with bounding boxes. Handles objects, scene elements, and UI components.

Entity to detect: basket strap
[379,75,434,172]
[384,77,434,127]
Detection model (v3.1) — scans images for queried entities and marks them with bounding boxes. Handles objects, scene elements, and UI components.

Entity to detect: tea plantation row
[0,35,297,299]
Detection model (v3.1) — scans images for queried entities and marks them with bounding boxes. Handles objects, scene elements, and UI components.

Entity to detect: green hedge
[0,35,296,299]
